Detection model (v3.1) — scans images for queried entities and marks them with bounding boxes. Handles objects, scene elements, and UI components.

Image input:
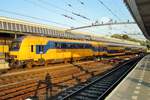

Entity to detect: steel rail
[57,56,142,100]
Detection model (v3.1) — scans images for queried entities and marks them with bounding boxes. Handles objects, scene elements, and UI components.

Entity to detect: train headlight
[9,55,17,59]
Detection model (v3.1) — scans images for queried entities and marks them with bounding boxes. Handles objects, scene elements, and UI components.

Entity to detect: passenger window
[41,45,44,52]
[31,45,33,52]
[55,43,61,48]
[38,46,41,52]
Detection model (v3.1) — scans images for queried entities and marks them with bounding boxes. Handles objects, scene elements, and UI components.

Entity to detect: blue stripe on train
[36,41,93,54]
[35,41,120,54]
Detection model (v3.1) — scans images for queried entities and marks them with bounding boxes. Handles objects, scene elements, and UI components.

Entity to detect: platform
[106,54,150,100]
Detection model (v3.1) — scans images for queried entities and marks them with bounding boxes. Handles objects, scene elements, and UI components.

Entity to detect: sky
[0,0,146,40]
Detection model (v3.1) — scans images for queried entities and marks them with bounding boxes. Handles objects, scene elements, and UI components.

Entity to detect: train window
[31,45,33,52]
[84,44,87,48]
[61,43,67,48]
[72,44,75,48]
[42,45,44,52]
[10,40,21,51]
[37,45,44,53]
[66,43,70,48]
[83,44,86,48]
[85,44,88,48]
[55,43,58,48]
[70,43,73,48]
[78,44,82,48]
[74,44,78,48]
[55,43,61,48]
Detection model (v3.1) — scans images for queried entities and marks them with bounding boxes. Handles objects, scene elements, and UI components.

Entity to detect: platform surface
[106,55,150,100]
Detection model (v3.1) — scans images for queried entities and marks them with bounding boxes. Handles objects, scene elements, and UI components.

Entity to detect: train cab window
[10,40,22,51]
[31,45,34,52]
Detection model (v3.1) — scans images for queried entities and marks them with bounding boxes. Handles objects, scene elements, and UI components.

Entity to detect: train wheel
[26,62,32,68]
[64,60,68,64]
[44,61,49,67]
[70,57,73,63]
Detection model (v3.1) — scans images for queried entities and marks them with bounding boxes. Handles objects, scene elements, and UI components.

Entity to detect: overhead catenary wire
[77,0,85,5]
[37,0,69,13]
[24,0,76,21]
[64,0,91,21]
[24,0,59,15]
[37,0,91,21]
[97,0,121,21]
[0,9,72,27]
[25,0,91,25]
[109,0,127,21]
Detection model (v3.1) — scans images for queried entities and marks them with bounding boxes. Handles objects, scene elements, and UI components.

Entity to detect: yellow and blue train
[9,36,146,68]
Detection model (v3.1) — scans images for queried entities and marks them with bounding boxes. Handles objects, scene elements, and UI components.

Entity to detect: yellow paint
[0,45,9,53]
[10,36,107,61]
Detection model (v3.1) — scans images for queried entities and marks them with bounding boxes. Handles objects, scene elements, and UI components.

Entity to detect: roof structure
[124,0,150,40]
[0,16,141,46]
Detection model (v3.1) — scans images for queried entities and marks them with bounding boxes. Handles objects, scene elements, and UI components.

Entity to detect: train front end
[9,37,24,67]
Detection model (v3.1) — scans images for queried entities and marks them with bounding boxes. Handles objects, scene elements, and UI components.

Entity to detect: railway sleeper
[96,81,113,85]
[74,95,96,100]
[4,83,37,94]
[92,85,109,89]
[79,92,99,98]
[95,82,112,87]
[88,87,106,91]
[84,89,102,95]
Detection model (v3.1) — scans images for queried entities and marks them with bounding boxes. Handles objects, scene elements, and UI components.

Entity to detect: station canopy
[124,0,150,40]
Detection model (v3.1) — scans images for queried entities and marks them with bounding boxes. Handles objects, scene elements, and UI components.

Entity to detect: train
[9,35,147,68]
[0,39,10,72]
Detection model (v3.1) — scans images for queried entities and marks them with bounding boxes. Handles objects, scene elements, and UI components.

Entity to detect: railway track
[0,55,137,100]
[54,55,143,100]
[0,60,115,100]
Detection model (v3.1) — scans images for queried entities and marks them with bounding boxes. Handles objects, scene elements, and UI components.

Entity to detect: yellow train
[0,40,10,71]
[0,45,9,58]
[9,36,146,68]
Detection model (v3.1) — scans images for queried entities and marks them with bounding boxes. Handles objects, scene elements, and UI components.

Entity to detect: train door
[36,45,44,60]
[30,45,35,60]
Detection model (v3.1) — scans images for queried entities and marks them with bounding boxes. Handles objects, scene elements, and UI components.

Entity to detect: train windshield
[10,41,21,51]
[10,37,23,51]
